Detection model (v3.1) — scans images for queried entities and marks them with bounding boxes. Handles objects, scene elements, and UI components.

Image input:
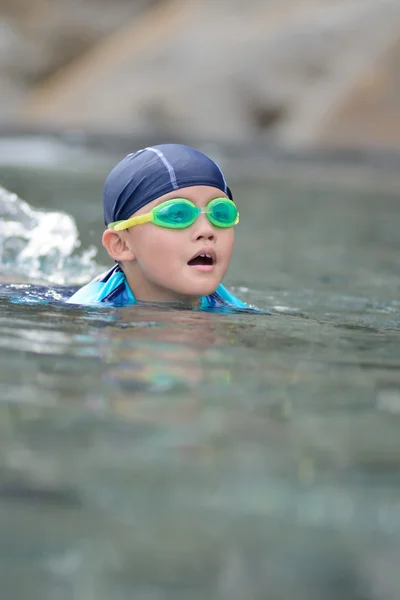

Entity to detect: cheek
[222,229,235,260]
[132,228,185,268]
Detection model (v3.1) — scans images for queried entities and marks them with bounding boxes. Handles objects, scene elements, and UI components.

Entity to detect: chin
[182,281,221,297]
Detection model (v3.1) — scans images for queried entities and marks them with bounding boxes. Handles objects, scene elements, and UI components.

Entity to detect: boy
[67,143,249,309]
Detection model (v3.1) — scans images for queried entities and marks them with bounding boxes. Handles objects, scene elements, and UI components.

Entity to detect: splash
[0,185,99,285]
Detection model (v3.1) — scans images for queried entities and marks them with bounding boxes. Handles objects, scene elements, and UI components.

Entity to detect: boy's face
[116,185,235,304]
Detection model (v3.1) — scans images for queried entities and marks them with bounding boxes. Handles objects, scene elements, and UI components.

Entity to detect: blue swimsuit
[67,264,249,310]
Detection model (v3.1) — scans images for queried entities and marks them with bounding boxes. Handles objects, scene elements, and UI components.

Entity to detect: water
[0,143,400,600]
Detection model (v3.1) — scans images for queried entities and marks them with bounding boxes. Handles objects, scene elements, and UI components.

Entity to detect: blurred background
[0,0,399,150]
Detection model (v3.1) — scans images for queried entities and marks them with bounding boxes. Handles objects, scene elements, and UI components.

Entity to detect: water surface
[0,146,400,600]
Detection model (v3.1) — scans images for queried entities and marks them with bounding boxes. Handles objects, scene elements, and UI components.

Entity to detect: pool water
[0,150,400,600]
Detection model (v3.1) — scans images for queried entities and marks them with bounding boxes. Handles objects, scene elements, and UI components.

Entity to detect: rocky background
[0,0,399,149]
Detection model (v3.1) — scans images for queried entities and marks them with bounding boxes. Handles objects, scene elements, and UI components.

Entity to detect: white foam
[0,185,99,284]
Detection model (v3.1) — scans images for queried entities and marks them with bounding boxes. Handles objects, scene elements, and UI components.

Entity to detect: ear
[102,229,136,262]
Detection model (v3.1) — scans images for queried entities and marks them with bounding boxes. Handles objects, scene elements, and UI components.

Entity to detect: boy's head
[102,144,237,304]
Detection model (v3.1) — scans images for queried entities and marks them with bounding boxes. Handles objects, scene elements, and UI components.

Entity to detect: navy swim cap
[103,143,232,226]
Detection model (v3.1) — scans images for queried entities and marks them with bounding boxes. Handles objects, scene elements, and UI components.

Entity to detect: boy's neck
[121,264,201,309]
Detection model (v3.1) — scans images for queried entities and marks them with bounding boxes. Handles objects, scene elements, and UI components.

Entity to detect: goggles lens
[207,198,238,228]
[154,200,198,228]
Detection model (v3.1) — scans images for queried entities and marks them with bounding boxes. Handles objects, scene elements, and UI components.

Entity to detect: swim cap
[103,143,232,226]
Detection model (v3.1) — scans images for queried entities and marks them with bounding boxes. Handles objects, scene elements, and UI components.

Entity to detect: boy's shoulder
[66,265,133,305]
[201,284,248,310]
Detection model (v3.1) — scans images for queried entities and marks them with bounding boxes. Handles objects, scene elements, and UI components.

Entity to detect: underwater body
[1,138,400,600]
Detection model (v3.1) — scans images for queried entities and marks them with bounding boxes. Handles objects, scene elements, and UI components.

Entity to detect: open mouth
[187,252,215,267]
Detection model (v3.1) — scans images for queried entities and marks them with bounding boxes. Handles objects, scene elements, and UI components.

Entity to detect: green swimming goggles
[108,198,239,231]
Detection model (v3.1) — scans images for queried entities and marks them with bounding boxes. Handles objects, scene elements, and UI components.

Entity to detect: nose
[192,213,216,241]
